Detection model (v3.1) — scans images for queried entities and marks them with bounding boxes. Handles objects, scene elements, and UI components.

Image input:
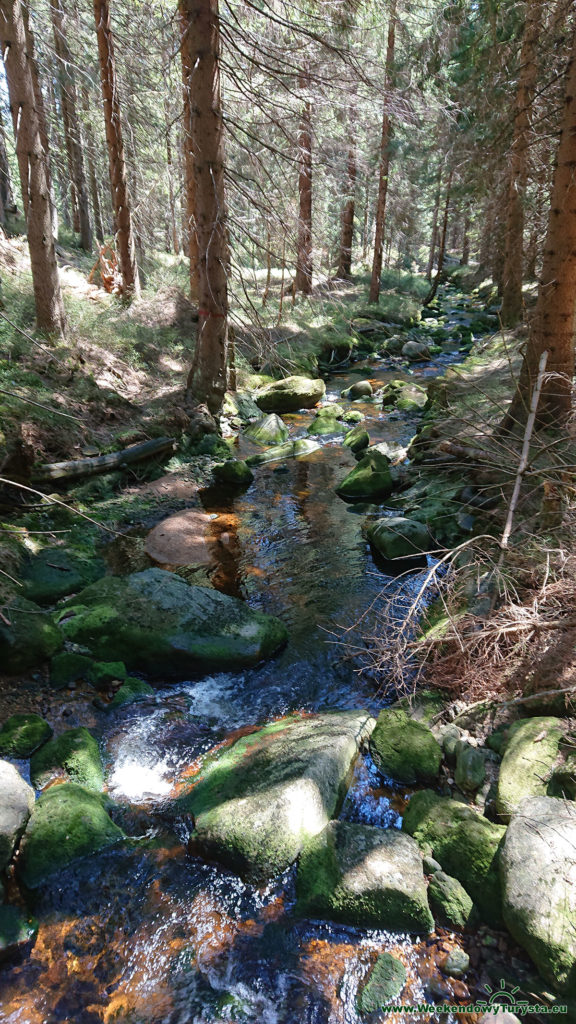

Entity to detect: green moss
[0,598,63,674]
[244,414,288,445]
[105,677,154,710]
[343,424,370,453]
[0,905,38,956]
[212,459,254,486]
[0,714,53,758]
[336,451,393,503]
[357,954,407,1014]
[30,727,104,791]
[21,548,106,605]
[18,783,125,889]
[403,790,506,926]
[50,652,97,690]
[370,708,442,784]
[428,870,475,930]
[367,517,431,561]
[496,717,565,822]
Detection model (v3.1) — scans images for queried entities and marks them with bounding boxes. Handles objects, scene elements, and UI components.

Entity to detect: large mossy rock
[455,743,486,794]
[340,380,373,400]
[428,870,475,930]
[21,547,106,605]
[57,569,288,678]
[343,423,370,453]
[255,376,326,413]
[368,517,431,562]
[500,796,576,995]
[296,821,433,933]
[0,597,63,674]
[244,413,289,446]
[403,790,506,926]
[30,727,104,792]
[370,708,442,784]
[307,405,345,436]
[0,761,34,871]
[0,713,53,758]
[357,953,407,1014]
[496,717,566,823]
[212,459,254,487]
[336,451,393,503]
[178,710,375,883]
[18,783,125,889]
[245,438,320,467]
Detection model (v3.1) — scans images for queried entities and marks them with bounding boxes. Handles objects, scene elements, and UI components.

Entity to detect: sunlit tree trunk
[369,0,396,304]
[93,0,140,298]
[501,37,576,430]
[500,0,543,327]
[179,0,200,300]
[336,129,356,279]
[294,71,313,295]
[81,84,105,244]
[181,0,228,414]
[424,170,452,306]
[0,0,66,335]
[51,0,92,251]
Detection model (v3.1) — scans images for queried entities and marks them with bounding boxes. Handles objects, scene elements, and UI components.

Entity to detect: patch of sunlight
[108,759,173,801]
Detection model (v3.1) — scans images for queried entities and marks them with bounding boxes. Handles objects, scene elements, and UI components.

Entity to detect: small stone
[341,380,373,400]
[441,948,470,978]
[428,870,474,930]
[357,953,407,1014]
[455,744,486,793]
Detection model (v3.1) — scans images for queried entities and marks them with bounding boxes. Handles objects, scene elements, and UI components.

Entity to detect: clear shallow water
[2,327,480,1022]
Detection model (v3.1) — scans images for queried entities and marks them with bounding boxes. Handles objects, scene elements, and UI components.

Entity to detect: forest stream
[1,301,503,1024]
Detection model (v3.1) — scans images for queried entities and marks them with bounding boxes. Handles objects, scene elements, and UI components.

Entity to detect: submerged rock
[501,796,576,994]
[296,820,434,933]
[336,450,393,503]
[21,548,106,605]
[144,509,216,568]
[177,710,375,882]
[255,376,326,413]
[0,597,63,674]
[244,413,289,446]
[307,405,345,436]
[212,459,254,487]
[104,677,154,710]
[57,569,288,678]
[0,761,34,871]
[368,517,431,562]
[403,790,506,926]
[0,714,53,758]
[496,717,566,822]
[18,783,125,889]
[357,953,407,1013]
[340,380,373,400]
[30,727,104,792]
[246,438,321,466]
[0,905,38,960]
[370,708,442,784]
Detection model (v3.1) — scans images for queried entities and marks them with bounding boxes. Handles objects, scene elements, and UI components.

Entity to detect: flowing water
[1,311,483,1023]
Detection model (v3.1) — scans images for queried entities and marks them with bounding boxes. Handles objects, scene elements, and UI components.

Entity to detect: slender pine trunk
[294,71,313,295]
[336,132,356,279]
[424,170,452,306]
[369,0,396,304]
[179,0,200,300]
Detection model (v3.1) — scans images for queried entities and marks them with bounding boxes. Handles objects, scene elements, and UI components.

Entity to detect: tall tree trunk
[500,0,543,327]
[426,171,442,281]
[424,170,452,306]
[80,84,105,243]
[51,0,92,251]
[181,0,228,414]
[163,82,179,255]
[369,0,396,304]
[336,128,356,279]
[501,36,576,430]
[294,71,313,295]
[93,0,140,298]
[461,204,471,265]
[179,1,200,300]
[0,105,14,224]
[0,0,66,334]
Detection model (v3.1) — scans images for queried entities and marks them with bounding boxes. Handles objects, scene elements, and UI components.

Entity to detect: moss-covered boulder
[393,688,446,726]
[357,953,407,1014]
[307,405,345,436]
[57,569,288,678]
[382,380,410,407]
[0,597,63,674]
[501,796,576,995]
[256,376,326,413]
[0,761,34,871]
[18,783,125,889]
[0,905,38,960]
[402,340,431,362]
[177,710,375,883]
[0,714,53,758]
[343,409,364,424]
[244,413,289,446]
[245,438,321,467]
[428,870,475,930]
[336,451,393,503]
[105,677,154,710]
[222,390,261,423]
[30,727,104,792]
[396,387,428,413]
[343,424,370,453]
[341,380,373,400]
[21,548,106,605]
[370,709,442,784]
[296,821,433,933]
[455,744,486,794]
[403,790,506,926]
[213,460,254,487]
[496,717,566,823]
[368,517,431,562]
[50,652,95,690]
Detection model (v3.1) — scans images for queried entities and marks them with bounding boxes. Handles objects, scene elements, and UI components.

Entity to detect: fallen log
[32,437,177,483]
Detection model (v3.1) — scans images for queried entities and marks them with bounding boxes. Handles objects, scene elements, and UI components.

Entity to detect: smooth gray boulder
[0,761,35,871]
[177,710,375,882]
[500,796,576,995]
[296,820,434,933]
[256,376,326,412]
[496,717,565,822]
[244,413,289,446]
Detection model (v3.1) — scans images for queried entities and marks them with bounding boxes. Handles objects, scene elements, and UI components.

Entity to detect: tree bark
[0,0,66,335]
[81,84,105,244]
[500,0,543,327]
[51,0,92,251]
[179,0,200,300]
[501,36,576,430]
[423,169,452,306]
[294,71,313,295]
[93,0,140,299]
[0,105,14,224]
[426,171,442,281]
[369,0,396,304]
[181,0,228,414]
[336,129,356,279]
